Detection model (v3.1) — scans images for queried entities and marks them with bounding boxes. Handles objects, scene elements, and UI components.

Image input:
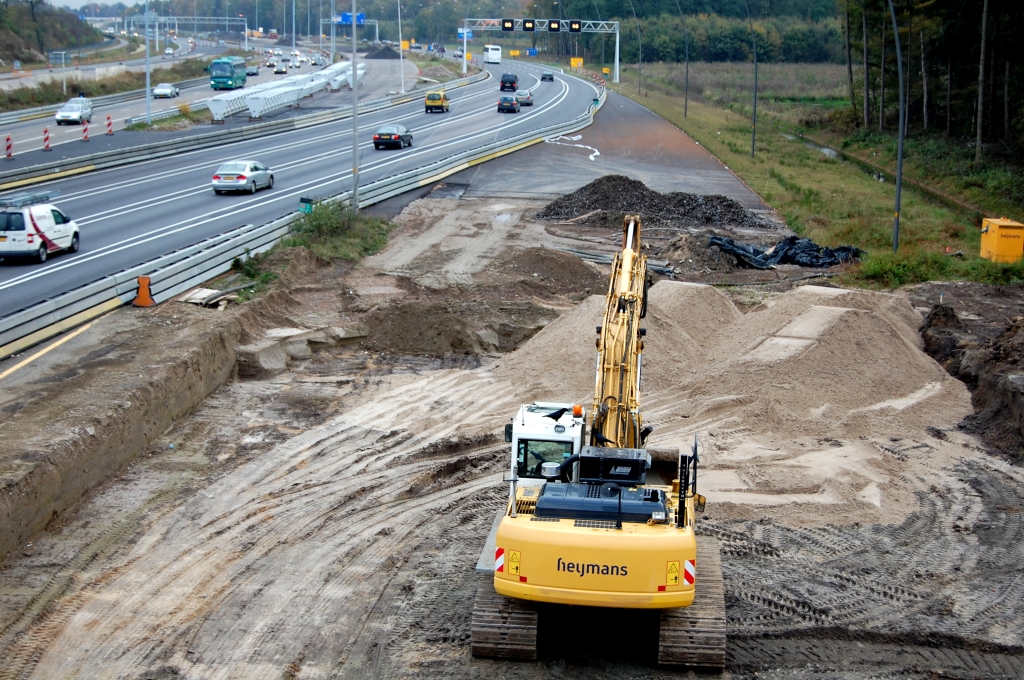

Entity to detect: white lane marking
[24,84,505,204]
[0,81,573,292]
[544,134,600,161]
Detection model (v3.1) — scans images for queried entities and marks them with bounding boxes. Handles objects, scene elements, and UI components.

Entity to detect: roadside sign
[13,60,20,69]
[466,52,472,61]
[509,49,520,57]
[299,197,314,213]
[526,48,538,57]
[401,40,409,50]
[457,28,473,40]
[602,67,610,74]
[570,57,583,68]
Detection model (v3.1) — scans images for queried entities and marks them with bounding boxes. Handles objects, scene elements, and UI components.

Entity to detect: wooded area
[0,0,103,61]
[840,0,1022,162]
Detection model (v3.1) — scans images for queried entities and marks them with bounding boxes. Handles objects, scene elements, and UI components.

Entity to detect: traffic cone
[133,276,156,307]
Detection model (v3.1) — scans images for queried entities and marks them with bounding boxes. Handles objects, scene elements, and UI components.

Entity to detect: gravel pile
[536,175,771,229]
[365,45,400,59]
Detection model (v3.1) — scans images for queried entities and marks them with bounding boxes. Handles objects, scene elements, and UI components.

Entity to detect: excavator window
[517,439,573,478]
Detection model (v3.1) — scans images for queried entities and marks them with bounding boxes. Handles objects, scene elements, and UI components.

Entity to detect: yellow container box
[980,217,1024,263]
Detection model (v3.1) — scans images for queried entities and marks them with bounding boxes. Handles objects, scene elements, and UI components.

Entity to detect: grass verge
[228,201,393,300]
[124,102,212,130]
[607,65,1024,288]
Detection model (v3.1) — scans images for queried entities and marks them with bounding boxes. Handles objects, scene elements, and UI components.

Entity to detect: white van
[0,191,79,263]
[54,97,92,125]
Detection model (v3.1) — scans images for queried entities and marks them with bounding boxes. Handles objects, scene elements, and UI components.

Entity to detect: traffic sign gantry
[523,19,535,31]
[569,20,582,33]
[501,19,514,31]
[548,20,561,32]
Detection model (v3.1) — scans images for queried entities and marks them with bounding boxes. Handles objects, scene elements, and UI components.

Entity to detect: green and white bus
[209,57,247,90]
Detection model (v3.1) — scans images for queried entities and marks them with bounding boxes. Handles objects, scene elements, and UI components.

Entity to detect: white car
[152,83,179,98]
[54,98,92,125]
[0,191,79,263]
[164,47,174,56]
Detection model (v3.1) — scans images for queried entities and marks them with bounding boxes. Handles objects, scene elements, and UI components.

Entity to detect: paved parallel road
[0,63,600,318]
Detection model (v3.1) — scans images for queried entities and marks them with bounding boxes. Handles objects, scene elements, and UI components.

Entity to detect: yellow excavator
[471,215,726,668]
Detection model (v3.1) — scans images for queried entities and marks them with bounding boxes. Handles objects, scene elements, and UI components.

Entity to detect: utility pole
[145,2,151,124]
[292,0,296,54]
[351,1,359,211]
[887,0,905,252]
[742,0,758,157]
[398,0,405,93]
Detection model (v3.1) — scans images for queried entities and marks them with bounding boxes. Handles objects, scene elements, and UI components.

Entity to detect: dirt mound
[420,64,456,81]
[364,45,400,59]
[361,300,556,356]
[657,231,741,273]
[493,247,605,297]
[535,175,770,229]
[498,282,968,441]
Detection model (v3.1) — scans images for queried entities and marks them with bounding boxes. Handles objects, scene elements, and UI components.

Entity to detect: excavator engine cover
[535,483,669,523]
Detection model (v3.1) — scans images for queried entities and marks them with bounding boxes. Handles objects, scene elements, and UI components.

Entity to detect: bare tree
[946,58,951,137]
[1005,60,1011,143]
[975,0,988,163]
[846,0,855,116]
[880,17,885,131]
[862,1,870,127]
[920,30,928,132]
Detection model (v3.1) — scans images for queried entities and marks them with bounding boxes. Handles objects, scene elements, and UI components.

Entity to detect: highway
[0,62,600,318]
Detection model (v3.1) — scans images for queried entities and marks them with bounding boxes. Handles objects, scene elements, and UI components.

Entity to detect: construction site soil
[1,194,1024,679]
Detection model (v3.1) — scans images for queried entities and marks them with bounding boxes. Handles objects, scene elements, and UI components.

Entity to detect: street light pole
[292,0,296,54]
[351,0,359,211]
[144,2,151,124]
[741,0,758,158]
[397,0,404,93]
[887,0,905,252]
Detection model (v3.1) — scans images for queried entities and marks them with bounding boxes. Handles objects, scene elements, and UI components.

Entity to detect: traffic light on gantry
[501,19,514,31]
[569,20,582,33]
[548,19,561,32]
[522,19,536,31]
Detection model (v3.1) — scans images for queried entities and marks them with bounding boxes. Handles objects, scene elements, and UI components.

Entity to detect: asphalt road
[0,62,600,318]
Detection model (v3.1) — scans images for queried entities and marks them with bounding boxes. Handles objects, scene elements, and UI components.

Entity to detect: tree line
[842,0,1022,161]
[0,0,103,61]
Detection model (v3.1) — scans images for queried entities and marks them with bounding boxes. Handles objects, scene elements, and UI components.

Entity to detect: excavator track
[470,580,539,660]
[658,536,728,669]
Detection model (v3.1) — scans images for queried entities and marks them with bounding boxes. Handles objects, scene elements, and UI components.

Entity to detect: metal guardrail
[0,70,491,189]
[0,81,602,359]
[0,76,211,126]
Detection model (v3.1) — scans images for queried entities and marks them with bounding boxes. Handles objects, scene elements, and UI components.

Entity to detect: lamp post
[887,0,905,252]
[144,2,151,124]
[351,0,359,211]
[292,0,296,54]
[740,0,758,158]
[398,0,405,93]
[624,0,641,95]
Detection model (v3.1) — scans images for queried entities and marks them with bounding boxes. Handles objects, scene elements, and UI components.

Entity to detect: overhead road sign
[463,19,621,82]
[501,19,514,31]
[335,12,365,25]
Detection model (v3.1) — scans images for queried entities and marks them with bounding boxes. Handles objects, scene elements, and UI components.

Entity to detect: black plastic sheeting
[708,235,863,270]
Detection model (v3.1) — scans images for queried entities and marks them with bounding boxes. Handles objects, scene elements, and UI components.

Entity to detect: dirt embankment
[911,281,1024,462]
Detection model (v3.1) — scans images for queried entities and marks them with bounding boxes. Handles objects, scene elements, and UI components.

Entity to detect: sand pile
[420,64,456,81]
[535,175,770,229]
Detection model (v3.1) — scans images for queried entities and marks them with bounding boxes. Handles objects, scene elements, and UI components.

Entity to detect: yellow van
[424,90,449,113]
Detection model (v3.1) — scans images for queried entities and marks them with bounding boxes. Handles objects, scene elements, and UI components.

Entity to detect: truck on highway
[210,56,247,90]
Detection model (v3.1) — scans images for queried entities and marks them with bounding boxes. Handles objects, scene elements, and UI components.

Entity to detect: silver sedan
[514,89,534,106]
[211,160,274,194]
[152,83,179,98]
